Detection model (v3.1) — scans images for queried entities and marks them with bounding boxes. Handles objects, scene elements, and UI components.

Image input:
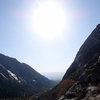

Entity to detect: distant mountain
[32,24,100,100]
[0,53,54,98]
[42,72,65,81]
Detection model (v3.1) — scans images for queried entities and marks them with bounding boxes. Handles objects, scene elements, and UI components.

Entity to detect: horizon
[0,0,100,73]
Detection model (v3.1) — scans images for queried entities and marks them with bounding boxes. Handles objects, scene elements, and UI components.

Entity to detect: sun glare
[33,1,66,40]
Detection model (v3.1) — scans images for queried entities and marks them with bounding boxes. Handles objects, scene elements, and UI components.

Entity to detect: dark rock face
[0,54,53,98]
[63,24,100,80]
[60,24,100,100]
[32,24,100,100]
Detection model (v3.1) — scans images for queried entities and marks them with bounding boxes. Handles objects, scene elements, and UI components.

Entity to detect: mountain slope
[57,24,100,100]
[0,53,53,98]
[31,24,100,100]
[63,24,100,80]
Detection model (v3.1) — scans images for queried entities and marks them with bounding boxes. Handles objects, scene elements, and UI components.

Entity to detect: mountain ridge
[63,24,100,80]
[0,53,54,98]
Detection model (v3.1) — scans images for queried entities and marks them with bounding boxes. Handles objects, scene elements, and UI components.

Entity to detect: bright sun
[33,1,66,40]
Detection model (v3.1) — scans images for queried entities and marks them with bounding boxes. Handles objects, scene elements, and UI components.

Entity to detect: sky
[0,0,100,73]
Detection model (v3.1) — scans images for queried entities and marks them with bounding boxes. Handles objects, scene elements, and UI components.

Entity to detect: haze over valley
[0,0,100,100]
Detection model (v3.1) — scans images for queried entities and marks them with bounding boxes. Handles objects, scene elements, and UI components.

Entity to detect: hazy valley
[0,0,100,100]
[0,25,100,100]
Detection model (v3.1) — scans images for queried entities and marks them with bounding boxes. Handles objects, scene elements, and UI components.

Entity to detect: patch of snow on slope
[19,77,26,83]
[0,73,8,80]
[7,70,18,80]
[33,80,36,82]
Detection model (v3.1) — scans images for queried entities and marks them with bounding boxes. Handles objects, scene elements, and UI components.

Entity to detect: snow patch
[7,70,18,80]
[33,79,36,82]
[0,73,8,80]
[19,77,26,83]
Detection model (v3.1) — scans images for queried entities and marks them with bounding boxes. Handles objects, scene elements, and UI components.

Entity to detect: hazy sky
[0,0,100,73]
